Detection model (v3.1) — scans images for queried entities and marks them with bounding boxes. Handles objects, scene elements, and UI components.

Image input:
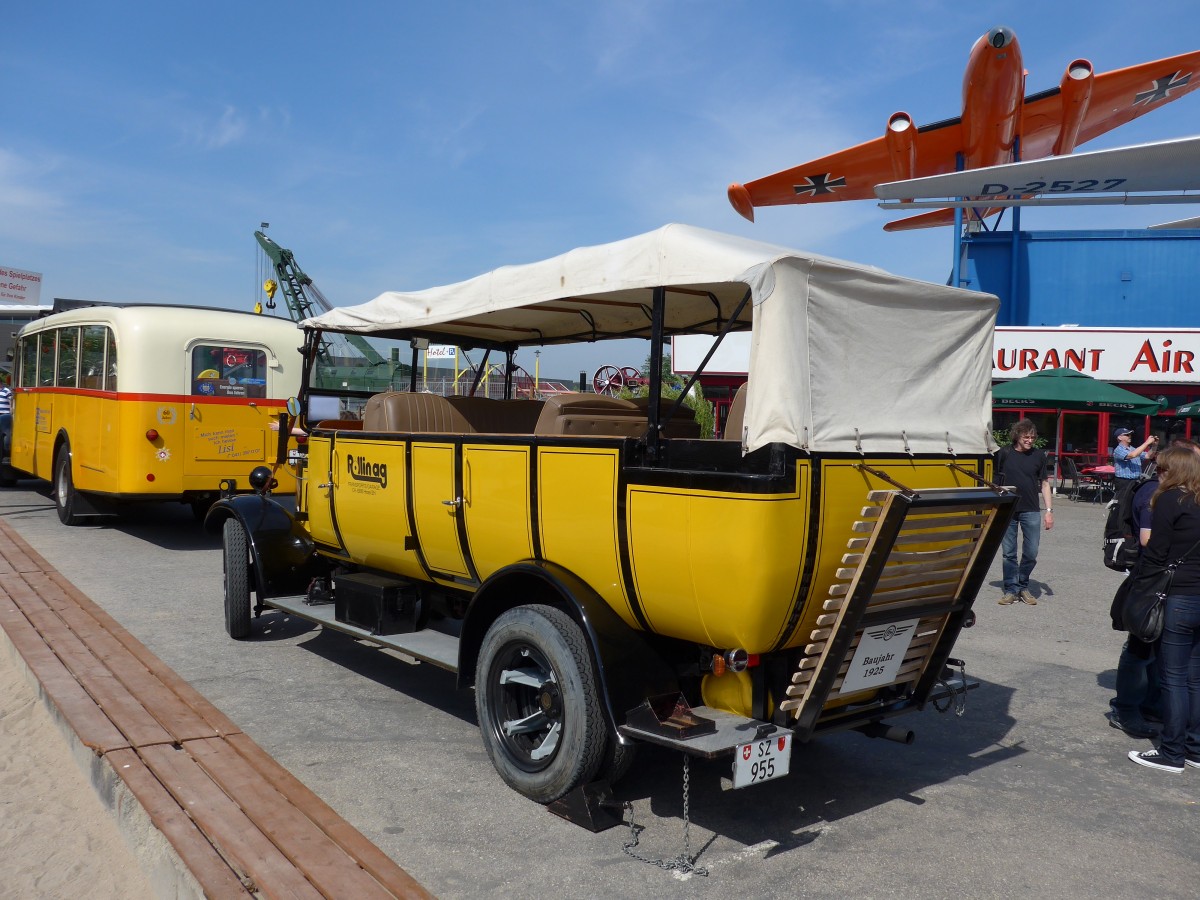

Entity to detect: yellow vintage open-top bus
[209,225,1014,824]
[1,303,303,524]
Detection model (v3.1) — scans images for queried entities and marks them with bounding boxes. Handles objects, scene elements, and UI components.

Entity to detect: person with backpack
[1108,439,1200,740]
[996,419,1054,606]
[1107,468,1161,738]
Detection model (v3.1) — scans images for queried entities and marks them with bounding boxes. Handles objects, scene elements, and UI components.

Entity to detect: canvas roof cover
[304,224,998,455]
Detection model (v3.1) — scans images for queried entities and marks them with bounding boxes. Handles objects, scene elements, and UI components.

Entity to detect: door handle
[442,497,462,510]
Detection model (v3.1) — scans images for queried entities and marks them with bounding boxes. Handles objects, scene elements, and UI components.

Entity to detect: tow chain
[621,754,709,877]
[931,657,968,716]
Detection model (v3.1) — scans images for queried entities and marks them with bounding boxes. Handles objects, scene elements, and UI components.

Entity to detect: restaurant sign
[994,328,1200,384]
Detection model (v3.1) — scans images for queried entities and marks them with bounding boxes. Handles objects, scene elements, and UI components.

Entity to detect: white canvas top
[305,224,998,454]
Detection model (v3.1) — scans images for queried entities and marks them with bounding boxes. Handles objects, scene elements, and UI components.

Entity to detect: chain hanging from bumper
[620,753,709,877]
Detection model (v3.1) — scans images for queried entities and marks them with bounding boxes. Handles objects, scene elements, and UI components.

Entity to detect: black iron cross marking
[1134,71,1191,106]
[793,174,847,196]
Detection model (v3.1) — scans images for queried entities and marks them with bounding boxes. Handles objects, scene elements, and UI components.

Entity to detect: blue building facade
[964,228,1200,327]
[964,228,1200,466]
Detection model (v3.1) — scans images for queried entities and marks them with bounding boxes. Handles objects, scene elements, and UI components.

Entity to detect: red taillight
[145,429,159,441]
[296,434,307,445]
[146,473,155,482]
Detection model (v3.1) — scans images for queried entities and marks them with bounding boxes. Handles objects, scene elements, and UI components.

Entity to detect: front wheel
[475,606,606,804]
[222,518,252,639]
[54,446,83,526]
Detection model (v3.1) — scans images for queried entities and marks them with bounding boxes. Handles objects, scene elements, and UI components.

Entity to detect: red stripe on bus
[13,387,287,406]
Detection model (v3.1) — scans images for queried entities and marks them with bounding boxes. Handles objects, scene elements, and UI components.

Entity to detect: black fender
[458,560,679,739]
[204,494,322,600]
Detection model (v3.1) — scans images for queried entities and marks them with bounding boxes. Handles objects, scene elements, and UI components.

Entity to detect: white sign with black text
[841,618,920,694]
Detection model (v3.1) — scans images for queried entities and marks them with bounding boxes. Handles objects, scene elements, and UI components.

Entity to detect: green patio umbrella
[992,368,1161,486]
[992,368,1162,416]
[1175,399,1200,417]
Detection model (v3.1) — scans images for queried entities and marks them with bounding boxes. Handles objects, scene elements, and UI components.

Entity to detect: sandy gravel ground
[0,645,156,899]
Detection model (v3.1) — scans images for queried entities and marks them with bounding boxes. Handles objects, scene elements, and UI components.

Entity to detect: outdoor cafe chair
[1061,457,1107,503]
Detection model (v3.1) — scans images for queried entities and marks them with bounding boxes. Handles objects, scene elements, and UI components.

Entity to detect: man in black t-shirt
[996,419,1055,605]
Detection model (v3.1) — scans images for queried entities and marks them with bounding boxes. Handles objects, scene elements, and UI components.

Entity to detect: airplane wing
[1015,50,1200,159]
[881,207,1004,232]
[728,119,965,219]
[875,135,1200,201]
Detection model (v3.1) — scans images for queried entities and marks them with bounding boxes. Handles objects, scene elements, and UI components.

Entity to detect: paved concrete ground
[1,482,1196,899]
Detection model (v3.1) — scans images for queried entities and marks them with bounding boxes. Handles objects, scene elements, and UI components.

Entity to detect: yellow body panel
[536,447,634,628]
[335,439,413,572]
[627,468,809,653]
[12,393,295,496]
[411,442,470,579]
[304,435,338,549]
[462,444,534,581]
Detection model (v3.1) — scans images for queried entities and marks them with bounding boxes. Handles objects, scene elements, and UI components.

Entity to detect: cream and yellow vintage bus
[1,303,304,524]
[209,226,1014,826]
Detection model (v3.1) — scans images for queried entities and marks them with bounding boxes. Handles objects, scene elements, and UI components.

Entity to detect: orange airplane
[727,27,1200,231]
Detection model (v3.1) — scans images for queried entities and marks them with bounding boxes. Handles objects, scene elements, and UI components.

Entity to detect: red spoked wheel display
[620,367,645,392]
[592,365,624,396]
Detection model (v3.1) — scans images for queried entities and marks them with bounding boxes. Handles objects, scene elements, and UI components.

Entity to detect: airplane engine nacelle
[885,112,916,184]
[1052,59,1094,156]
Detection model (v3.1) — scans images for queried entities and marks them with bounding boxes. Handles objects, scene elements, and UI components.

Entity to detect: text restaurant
[993,326,1200,465]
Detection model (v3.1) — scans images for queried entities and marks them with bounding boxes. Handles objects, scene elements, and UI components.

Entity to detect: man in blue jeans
[996,420,1054,605]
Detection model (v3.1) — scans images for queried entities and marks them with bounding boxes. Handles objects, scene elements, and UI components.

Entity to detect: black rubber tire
[598,737,637,786]
[53,446,82,526]
[475,606,606,804]
[223,518,252,640]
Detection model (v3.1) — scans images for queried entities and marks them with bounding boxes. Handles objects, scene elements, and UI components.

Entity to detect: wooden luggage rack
[781,481,1015,739]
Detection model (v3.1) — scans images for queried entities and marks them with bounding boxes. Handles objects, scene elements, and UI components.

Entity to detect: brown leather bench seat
[362,392,546,434]
[447,396,545,433]
[533,393,647,437]
[363,392,473,433]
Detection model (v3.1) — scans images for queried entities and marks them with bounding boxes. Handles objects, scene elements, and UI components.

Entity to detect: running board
[265,595,460,672]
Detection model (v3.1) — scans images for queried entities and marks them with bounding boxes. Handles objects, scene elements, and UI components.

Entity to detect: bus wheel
[223,518,253,639]
[475,606,605,804]
[53,447,82,526]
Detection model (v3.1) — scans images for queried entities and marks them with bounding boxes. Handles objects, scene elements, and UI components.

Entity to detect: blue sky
[5,1,1199,378]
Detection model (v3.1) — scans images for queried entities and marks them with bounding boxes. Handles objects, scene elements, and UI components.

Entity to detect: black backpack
[1103,474,1152,572]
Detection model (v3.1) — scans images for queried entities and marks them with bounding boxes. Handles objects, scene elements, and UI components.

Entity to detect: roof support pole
[646,286,666,463]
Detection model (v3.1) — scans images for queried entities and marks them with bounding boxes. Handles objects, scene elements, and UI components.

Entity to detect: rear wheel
[223,518,252,639]
[475,606,606,803]
[53,446,82,526]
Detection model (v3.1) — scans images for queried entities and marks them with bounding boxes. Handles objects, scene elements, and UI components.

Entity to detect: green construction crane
[254,230,408,391]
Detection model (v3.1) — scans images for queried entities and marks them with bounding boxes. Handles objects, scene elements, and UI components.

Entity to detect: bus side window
[19,336,37,388]
[57,327,79,388]
[105,328,118,392]
[80,325,107,390]
[39,331,57,386]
